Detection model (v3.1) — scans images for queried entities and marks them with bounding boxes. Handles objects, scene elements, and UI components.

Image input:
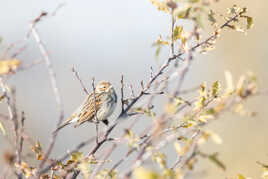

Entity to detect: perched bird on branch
[54,81,117,133]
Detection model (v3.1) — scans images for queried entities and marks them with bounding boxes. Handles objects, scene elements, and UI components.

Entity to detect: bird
[54,80,117,133]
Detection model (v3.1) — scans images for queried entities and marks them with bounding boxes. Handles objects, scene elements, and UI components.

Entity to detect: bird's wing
[75,93,104,126]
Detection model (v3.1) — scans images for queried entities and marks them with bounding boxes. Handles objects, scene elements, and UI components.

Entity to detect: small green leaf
[134,167,159,179]
[211,81,221,97]
[176,7,192,19]
[189,0,200,3]
[152,152,167,169]
[246,16,254,29]
[78,160,91,179]
[155,46,161,58]
[237,174,246,179]
[208,153,226,170]
[208,10,217,24]
[174,26,183,40]
[71,151,83,162]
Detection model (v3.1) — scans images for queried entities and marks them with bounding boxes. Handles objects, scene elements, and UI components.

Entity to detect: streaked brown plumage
[54,81,117,133]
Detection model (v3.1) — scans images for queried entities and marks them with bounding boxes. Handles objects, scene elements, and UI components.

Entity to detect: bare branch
[28,12,65,170]
[91,77,99,144]
[120,75,125,112]
[71,66,89,95]
[0,79,20,178]
[17,58,44,72]
[169,9,176,57]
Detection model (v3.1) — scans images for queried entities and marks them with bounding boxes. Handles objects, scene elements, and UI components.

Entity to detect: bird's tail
[53,121,70,134]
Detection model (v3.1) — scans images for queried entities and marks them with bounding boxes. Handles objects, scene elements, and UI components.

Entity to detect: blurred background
[0,0,267,178]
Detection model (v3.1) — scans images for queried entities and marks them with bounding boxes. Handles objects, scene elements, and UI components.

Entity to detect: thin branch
[29,12,65,170]
[171,130,200,170]
[121,75,125,112]
[71,66,89,95]
[51,2,66,16]
[17,111,25,179]
[17,58,44,72]
[1,40,25,59]
[173,52,193,97]
[44,12,243,178]
[11,45,28,58]
[128,84,135,98]
[169,9,176,57]
[90,143,117,178]
[91,77,99,144]
[39,136,96,174]
[0,79,20,178]
[179,86,199,94]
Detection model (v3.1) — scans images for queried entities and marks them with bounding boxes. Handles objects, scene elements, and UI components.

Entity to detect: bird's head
[95,81,114,93]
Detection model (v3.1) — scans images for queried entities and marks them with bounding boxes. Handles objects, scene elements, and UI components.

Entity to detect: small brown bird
[54,81,117,133]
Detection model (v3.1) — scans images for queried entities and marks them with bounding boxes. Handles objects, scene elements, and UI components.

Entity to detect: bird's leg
[102,119,109,126]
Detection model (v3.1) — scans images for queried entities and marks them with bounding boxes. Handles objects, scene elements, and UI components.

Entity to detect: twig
[179,86,199,94]
[1,40,25,59]
[128,84,135,98]
[17,58,44,72]
[143,91,164,95]
[39,136,96,174]
[121,75,125,112]
[90,143,117,178]
[169,9,176,58]
[121,128,179,178]
[91,78,99,144]
[173,52,193,96]
[17,111,25,179]
[71,67,89,95]
[171,130,200,169]
[51,2,66,16]
[0,79,20,178]
[11,45,28,58]
[109,124,184,174]
[29,12,65,170]
[150,67,154,81]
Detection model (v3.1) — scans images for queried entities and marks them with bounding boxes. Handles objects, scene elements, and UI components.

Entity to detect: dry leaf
[0,59,21,75]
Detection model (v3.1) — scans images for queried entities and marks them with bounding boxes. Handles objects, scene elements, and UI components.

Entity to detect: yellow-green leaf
[0,59,21,75]
[237,174,246,179]
[152,152,167,169]
[189,0,200,3]
[149,0,170,13]
[71,151,83,162]
[211,81,221,97]
[208,10,217,24]
[134,167,158,179]
[174,26,183,40]
[246,16,254,29]
[208,153,226,170]
[78,160,91,179]
[0,121,6,135]
[174,142,183,155]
